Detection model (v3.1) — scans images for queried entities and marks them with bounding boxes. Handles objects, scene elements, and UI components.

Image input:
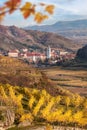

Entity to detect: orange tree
[0,0,55,23]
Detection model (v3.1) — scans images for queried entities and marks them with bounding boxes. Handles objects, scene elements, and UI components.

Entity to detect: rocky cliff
[76,45,87,61]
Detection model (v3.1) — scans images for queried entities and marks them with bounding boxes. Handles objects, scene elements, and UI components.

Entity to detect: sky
[0,0,87,27]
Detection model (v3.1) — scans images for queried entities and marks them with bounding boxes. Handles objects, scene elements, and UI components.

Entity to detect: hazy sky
[0,0,87,27]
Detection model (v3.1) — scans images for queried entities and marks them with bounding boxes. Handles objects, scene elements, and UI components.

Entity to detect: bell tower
[47,46,51,59]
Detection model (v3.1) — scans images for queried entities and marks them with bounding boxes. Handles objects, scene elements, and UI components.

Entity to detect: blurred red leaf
[40,3,46,6]
[5,0,21,13]
[21,2,35,19]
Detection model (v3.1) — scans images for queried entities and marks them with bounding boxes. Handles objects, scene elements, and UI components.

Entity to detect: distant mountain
[0,25,80,52]
[25,19,87,45]
[25,19,87,32]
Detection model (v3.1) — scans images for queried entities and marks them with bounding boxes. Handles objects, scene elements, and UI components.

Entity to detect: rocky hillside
[76,45,87,61]
[26,30,80,51]
[0,25,79,52]
[0,25,42,51]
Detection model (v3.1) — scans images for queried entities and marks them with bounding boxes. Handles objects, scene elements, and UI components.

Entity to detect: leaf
[5,0,21,13]
[0,13,5,22]
[22,10,31,19]
[34,12,48,23]
[0,6,6,12]
[20,2,35,19]
[43,15,49,20]
[0,7,6,22]
[45,5,55,14]
[40,3,46,6]
[0,1,54,23]
[21,2,32,11]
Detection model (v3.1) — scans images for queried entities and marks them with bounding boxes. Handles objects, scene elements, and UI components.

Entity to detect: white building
[8,50,19,58]
[22,48,28,52]
[60,51,68,56]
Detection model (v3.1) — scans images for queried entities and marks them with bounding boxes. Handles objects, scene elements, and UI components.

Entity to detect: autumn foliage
[0,0,55,23]
[0,57,87,128]
[0,84,87,128]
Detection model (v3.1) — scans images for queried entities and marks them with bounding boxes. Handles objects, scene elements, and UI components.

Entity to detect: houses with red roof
[8,49,46,63]
[23,52,46,62]
[8,49,19,58]
[7,47,75,65]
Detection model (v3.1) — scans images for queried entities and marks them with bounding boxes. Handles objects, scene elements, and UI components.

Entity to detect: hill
[0,25,42,51]
[25,19,87,32]
[25,19,87,46]
[0,57,87,129]
[26,30,80,51]
[0,25,80,52]
[0,56,68,96]
[76,45,87,61]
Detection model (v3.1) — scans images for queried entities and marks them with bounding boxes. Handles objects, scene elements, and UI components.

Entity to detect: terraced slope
[0,56,69,96]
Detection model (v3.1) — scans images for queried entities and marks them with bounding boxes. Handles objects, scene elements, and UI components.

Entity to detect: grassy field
[41,66,87,96]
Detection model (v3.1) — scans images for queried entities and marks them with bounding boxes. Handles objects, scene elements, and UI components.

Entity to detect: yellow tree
[20,113,33,123]
[83,98,87,109]
[63,96,71,108]
[0,85,7,99]
[15,94,24,115]
[45,124,53,130]
[41,97,55,119]
[28,95,36,110]
[33,96,45,116]
[73,111,83,125]
[46,107,64,123]
[8,86,16,100]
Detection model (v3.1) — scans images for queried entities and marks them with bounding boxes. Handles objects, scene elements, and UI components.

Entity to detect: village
[0,46,75,67]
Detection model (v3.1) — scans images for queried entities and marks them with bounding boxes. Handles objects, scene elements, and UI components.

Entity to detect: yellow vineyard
[0,84,87,127]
